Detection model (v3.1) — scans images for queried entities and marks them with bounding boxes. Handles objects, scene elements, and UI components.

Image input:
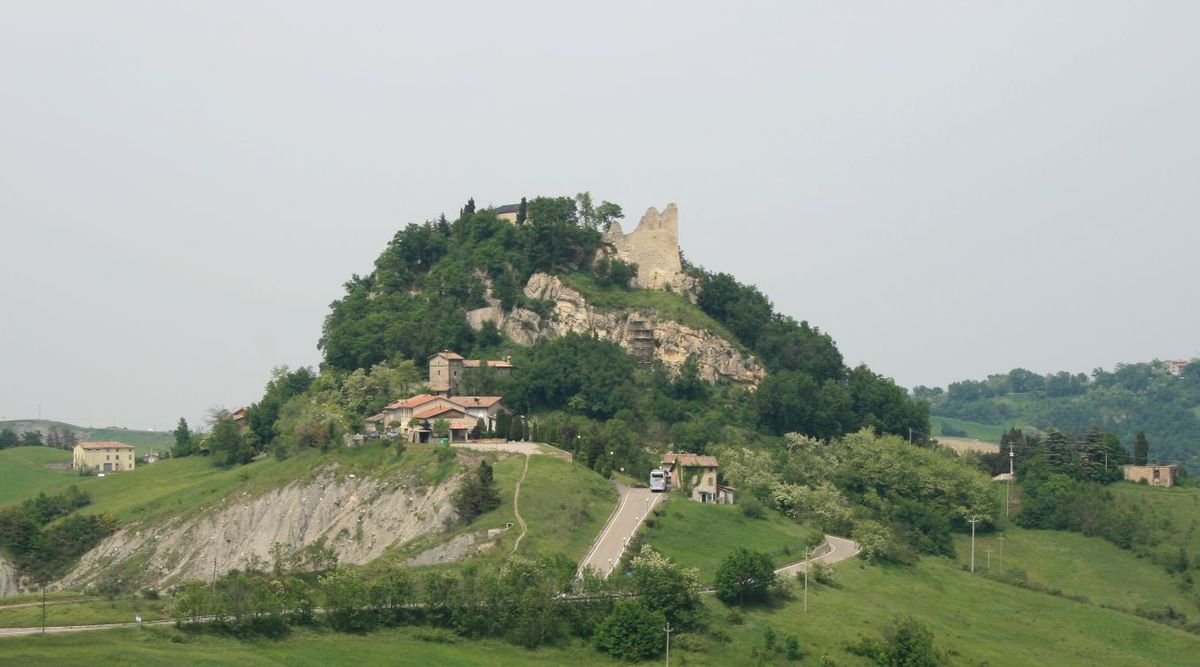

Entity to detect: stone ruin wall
[603,203,691,292]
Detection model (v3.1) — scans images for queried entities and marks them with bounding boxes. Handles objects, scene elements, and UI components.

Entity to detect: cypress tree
[1134,432,1150,465]
[516,196,527,224]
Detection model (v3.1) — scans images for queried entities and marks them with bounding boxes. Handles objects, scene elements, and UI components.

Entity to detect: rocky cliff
[0,555,18,598]
[466,273,765,388]
[57,469,460,592]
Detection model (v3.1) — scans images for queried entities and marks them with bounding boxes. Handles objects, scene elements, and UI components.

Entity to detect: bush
[593,601,665,662]
[714,548,776,605]
[848,615,942,666]
[740,495,766,519]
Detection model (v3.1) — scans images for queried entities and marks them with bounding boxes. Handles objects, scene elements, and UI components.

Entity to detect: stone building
[1122,463,1180,487]
[428,351,512,396]
[661,452,729,504]
[601,204,687,290]
[73,441,136,473]
[376,393,507,442]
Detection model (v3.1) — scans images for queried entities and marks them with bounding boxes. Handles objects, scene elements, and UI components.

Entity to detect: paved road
[0,619,173,637]
[774,535,860,577]
[577,484,663,578]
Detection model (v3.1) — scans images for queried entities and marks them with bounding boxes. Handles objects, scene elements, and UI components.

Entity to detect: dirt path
[510,454,531,555]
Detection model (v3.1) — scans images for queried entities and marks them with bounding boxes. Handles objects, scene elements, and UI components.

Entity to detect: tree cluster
[452,460,502,524]
[0,486,114,583]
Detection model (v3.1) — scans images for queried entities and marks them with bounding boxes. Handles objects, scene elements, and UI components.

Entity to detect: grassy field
[951,525,1197,614]
[4,557,1198,666]
[1110,481,1200,562]
[381,453,617,569]
[0,447,77,506]
[643,496,817,584]
[930,415,1009,443]
[0,596,168,628]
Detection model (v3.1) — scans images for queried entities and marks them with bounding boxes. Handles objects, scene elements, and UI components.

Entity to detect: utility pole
[41,583,46,633]
[908,428,913,444]
[1006,449,1014,518]
[803,547,811,613]
[985,546,993,570]
[999,533,1005,571]
[968,516,981,573]
[664,622,672,667]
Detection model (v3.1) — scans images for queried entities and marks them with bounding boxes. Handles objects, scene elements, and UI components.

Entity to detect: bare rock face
[0,555,18,598]
[603,204,685,290]
[57,471,460,592]
[469,273,764,388]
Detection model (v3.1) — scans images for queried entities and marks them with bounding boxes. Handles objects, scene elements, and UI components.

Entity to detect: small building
[1123,463,1180,488]
[429,351,513,396]
[493,203,522,223]
[661,452,725,503]
[73,441,137,473]
[1164,360,1193,377]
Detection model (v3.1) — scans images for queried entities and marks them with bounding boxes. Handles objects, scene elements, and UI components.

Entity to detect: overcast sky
[2,2,1198,430]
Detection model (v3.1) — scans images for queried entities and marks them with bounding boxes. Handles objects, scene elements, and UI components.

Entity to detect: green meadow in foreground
[3,556,1197,666]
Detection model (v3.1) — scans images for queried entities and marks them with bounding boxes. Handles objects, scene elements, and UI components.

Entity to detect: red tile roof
[453,396,504,408]
[462,360,513,369]
[450,420,475,430]
[78,441,135,451]
[384,394,439,410]
[414,406,467,420]
[365,412,386,423]
[431,351,465,361]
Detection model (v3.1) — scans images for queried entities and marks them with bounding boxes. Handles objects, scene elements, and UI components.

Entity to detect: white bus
[649,468,666,492]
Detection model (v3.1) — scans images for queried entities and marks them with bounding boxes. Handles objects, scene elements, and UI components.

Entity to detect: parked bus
[649,468,666,492]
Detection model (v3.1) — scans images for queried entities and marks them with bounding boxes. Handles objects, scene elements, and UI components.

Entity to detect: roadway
[577,483,663,578]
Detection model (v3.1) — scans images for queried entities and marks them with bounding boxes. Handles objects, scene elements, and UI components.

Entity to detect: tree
[432,418,450,441]
[172,418,193,457]
[592,601,664,662]
[508,415,524,442]
[516,196,528,225]
[20,431,43,447]
[714,547,776,605]
[207,413,253,467]
[471,418,485,440]
[452,460,502,523]
[629,545,702,628]
[0,429,19,449]
[1134,431,1150,465]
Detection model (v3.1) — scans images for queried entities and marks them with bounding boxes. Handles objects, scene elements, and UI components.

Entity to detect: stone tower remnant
[602,203,685,290]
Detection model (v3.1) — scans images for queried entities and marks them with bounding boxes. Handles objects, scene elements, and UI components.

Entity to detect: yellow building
[73,441,136,473]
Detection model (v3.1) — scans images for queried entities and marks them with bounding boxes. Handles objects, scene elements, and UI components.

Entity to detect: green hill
[0,419,172,457]
[0,447,76,506]
[920,361,1200,470]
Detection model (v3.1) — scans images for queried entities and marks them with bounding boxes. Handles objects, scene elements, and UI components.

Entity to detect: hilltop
[918,360,1200,470]
[0,419,171,457]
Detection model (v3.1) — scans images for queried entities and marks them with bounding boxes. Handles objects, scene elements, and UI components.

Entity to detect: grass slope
[643,494,815,584]
[383,453,618,569]
[6,558,1198,666]
[0,420,171,457]
[0,447,77,506]
[930,415,1008,443]
[1110,482,1200,564]
[951,526,1197,614]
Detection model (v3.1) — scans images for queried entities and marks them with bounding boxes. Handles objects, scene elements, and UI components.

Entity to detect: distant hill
[918,360,1200,471]
[0,420,171,457]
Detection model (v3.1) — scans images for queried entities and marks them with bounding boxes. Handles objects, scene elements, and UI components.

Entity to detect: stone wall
[603,204,688,291]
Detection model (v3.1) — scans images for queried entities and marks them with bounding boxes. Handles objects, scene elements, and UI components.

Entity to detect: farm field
[0,447,77,506]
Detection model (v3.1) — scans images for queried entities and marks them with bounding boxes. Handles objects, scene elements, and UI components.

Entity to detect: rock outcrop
[467,273,765,388]
[57,470,460,591]
[0,555,18,598]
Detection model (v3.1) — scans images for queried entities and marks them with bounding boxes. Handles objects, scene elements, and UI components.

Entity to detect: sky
[2,2,1198,430]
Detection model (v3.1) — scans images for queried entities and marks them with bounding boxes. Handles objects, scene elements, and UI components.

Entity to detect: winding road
[577,483,663,578]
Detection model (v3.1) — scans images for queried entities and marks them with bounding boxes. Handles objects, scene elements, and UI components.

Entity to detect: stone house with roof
[428,351,513,397]
[73,441,136,473]
[661,452,733,504]
[374,393,507,442]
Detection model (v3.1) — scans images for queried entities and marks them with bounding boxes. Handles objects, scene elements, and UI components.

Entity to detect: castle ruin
[602,203,686,290]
